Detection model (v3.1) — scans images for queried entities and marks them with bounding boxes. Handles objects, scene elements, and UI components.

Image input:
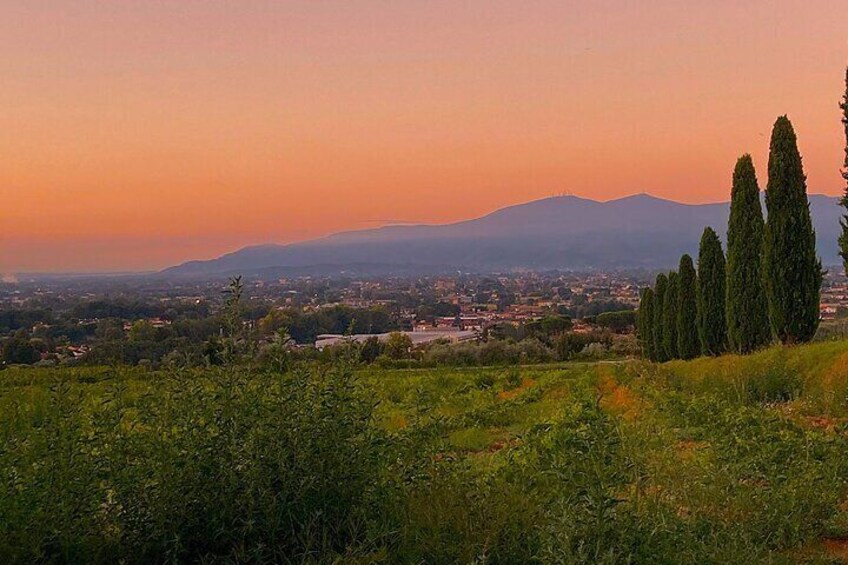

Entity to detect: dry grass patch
[597,374,644,420]
[497,377,536,400]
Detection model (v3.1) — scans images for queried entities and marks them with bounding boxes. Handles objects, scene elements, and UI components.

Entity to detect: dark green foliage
[676,255,699,360]
[260,305,399,344]
[5,343,848,562]
[0,363,385,562]
[595,310,637,333]
[726,155,771,353]
[525,315,573,342]
[763,116,822,344]
[0,309,53,333]
[662,272,679,360]
[1,334,41,365]
[652,274,669,362]
[359,335,383,363]
[552,331,614,361]
[569,298,634,319]
[638,288,655,360]
[697,227,727,355]
[840,68,848,275]
[384,332,413,360]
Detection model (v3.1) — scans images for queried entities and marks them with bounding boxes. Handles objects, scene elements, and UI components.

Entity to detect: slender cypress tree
[652,274,669,362]
[676,255,699,360]
[839,68,848,275]
[726,155,771,353]
[763,116,822,344]
[662,271,679,360]
[697,227,727,355]
[638,288,655,360]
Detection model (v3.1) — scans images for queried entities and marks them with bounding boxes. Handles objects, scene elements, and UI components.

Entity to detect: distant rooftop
[315,330,476,349]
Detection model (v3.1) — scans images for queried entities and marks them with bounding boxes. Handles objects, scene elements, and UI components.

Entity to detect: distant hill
[162,193,843,278]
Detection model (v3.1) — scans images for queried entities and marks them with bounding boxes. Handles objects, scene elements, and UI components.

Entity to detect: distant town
[2,268,847,367]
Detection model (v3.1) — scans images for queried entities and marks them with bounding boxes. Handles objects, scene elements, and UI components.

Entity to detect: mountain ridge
[162,193,842,278]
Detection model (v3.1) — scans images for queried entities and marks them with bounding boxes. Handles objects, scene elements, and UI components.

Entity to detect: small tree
[763,116,822,344]
[697,227,727,355]
[676,255,699,360]
[223,275,244,339]
[359,336,383,364]
[638,288,655,360]
[726,155,771,353]
[596,310,637,334]
[221,275,246,362]
[662,271,679,360]
[652,274,669,362]
[384,332,413,360]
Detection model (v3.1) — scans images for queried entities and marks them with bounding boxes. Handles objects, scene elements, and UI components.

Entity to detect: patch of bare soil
[597,375,643,420]
[823,538,848,560]
[497,378,536,400]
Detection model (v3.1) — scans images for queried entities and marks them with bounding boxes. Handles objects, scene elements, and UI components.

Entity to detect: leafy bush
[0,362,386,562]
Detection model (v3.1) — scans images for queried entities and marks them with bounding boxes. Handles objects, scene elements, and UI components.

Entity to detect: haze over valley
[164,193,844,277]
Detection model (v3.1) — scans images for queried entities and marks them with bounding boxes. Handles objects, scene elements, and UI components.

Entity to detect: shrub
[0,362,387,562]
[744,355,803,404]
[474,372,496,389]
[504,367,522,389]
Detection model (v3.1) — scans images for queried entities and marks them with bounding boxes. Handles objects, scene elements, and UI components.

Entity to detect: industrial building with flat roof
[315,330,476,349]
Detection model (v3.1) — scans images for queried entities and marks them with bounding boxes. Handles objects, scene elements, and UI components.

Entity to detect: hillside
[162,193,843,278]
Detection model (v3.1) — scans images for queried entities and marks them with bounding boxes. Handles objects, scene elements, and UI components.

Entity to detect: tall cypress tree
[839,68,848,275]
[726,154,771,353]
[763,116,822,344]
[662,271,679,360]
[697,227,727,356]
[652,274,669,362]
[638,288,655,361]
[676,255,699,360]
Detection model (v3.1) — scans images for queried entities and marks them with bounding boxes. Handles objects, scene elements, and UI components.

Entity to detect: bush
[0,362,386,562]
[504,367,522,389]
[474,372,496,389]
[744,358,802,403]
[554,331,612,361]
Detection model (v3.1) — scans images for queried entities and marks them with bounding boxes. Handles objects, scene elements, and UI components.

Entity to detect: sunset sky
[2,1,847,273]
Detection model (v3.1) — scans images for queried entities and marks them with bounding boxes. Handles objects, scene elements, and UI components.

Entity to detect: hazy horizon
[2,1,847,272]
[7,191,844,277]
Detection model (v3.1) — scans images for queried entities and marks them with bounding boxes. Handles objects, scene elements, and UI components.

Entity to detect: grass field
[5,342,848,562]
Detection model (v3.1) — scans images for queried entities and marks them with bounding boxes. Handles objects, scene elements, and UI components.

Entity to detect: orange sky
[2,1,847,273]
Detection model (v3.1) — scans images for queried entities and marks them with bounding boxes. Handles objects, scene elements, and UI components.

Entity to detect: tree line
[638,113,824,360]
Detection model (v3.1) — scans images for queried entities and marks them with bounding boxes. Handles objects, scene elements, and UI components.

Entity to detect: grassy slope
[4,342,848,561]
[361,341,848,562]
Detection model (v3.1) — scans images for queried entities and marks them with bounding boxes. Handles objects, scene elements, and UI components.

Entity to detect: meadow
[5,342,848,562]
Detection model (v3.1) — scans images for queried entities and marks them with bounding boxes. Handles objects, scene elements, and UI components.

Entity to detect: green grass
[5,342,848,562]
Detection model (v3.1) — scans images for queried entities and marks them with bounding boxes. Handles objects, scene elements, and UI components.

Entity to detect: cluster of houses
[315,329,477,350]
[819,276,848,320]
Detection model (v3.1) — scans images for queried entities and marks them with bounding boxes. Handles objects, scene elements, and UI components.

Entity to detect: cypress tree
[638,288,655,361]
[839,68,848,275]
[652,274,669,362]
[726,155,771,353]
[662,271,679,360]
[697,227,727,355]
[763,116,822,344]
[676,255,699,359]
